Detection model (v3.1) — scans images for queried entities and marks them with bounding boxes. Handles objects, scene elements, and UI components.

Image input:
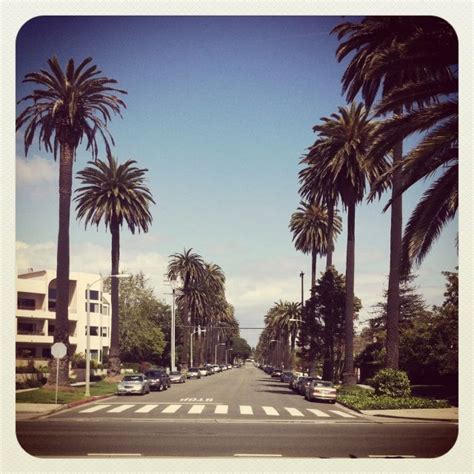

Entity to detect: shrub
[123,362,140,372]
[16,366,39,374]
[372,368,411,397]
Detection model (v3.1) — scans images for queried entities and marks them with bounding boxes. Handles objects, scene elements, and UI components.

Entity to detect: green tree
[74,155,155,375]
[229,336,252,361]
[16,57,126,384]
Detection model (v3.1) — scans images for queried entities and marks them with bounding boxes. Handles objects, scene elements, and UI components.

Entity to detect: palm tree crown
[16,56,127,159]
[74,154,155,233]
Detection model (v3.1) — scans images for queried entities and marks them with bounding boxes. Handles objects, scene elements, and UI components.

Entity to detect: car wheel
[163,383,167,391]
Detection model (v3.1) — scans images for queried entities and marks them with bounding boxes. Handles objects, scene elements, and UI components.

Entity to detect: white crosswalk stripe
[214,405,228,415]
[79,404,111,413]
[134,404,158,413]
[306,408,330,417]
[262,406,279,416]
[284,407,304,417]
[107,404,134,413]
[239,405,253,415]
[188,404,205,414]
[161,404,182,414]
[329,410,355,418]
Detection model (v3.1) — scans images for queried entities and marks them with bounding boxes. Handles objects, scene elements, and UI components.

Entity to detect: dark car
[297,376,316,395]
[264,366,274,375]
[280,371,294,383]
[144,369,171,391]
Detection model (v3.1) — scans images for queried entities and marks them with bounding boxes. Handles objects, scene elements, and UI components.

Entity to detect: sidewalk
[361,407,458,422]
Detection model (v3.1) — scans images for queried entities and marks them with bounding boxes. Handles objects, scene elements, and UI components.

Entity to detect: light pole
[190,326,206,368]
[85,273,130,397]
[300,271,304,310]
[270,339,278,367]
[214,342,225,364]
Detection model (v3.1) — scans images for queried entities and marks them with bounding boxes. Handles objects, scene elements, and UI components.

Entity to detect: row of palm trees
[17,57,135,383]
[167,249,238,367]
[258,16,458,384]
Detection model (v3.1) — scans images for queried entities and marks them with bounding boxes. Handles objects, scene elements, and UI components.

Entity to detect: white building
[16,269,112,364]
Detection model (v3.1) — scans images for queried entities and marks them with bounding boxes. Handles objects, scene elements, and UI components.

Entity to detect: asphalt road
[16,364,458,458]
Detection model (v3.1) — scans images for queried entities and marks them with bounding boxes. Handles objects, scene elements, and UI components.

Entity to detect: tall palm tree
[16,56,126,384]
[74,154,154,375]
[167,249,206,367]
[311,102,383,384]
[332,16,455,370]
[289,201,342,293]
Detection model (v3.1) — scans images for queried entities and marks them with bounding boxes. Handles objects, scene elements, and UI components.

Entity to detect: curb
[368,413,458,422]
[65,393,115,409]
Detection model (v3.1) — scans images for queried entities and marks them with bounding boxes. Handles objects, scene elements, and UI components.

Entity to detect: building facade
[16,269,112,364]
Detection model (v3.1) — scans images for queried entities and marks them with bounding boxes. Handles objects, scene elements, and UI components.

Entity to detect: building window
[17,347,36,358]
[85,289,100,300]
[48,288,57,299]
[101,327,108,337]
[48,301,56,311]
[85,326,99,336]
[42,348,51,358]
[48,324,55,336]
[17,298,36,310]
[85,302,100,313]
[102,305,109,316]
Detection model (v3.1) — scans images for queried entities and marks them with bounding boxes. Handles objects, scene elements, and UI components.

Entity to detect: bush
[16,379,43,390]
[372,368,411,397]
[123,362,140,372]
[16,366,39,374]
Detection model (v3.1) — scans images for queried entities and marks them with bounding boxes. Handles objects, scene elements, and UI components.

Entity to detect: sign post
[51,342,67,405]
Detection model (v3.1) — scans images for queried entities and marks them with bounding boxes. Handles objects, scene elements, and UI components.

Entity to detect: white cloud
[16,155,56,186]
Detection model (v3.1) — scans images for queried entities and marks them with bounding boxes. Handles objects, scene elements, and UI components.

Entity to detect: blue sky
[15,16,458,347]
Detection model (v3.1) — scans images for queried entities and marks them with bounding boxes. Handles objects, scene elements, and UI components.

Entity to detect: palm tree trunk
[48,142,74,385]
[326,198,335,270]
[385,136,403,369]
[108,218,121,376]
[343,201,357,385]
[311,249,317,295]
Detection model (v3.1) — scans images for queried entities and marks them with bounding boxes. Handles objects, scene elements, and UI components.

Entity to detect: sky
[15,16,458,348]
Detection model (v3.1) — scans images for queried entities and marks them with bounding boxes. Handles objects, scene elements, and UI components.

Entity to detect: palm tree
[290,201,342,293]
[167,249,206,367]
[311,102,383,384]
[16,57,126,384]
[332,16,456,370]
[74,154,154,375]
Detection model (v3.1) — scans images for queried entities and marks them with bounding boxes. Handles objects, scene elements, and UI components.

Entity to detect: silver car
[117,374,150,396]
[169,371,186,383]
[305,380,337,403]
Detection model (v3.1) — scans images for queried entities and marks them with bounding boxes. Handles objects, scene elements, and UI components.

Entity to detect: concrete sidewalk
[361,407,458,422]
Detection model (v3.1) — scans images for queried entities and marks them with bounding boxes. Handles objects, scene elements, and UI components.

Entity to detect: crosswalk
[76,403,359,419]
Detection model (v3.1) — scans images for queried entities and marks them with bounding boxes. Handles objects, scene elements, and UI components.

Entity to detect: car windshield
[189,368,198,372]
[123,375,143,382]
[145,371,162,377]
[314,381,334,387]
[170,371,181,376]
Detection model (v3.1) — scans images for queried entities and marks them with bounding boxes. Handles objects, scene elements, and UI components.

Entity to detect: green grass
[337,389,451,411]
[16,380,117,404]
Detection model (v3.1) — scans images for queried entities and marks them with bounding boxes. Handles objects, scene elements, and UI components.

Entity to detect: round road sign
[51,342,67,359]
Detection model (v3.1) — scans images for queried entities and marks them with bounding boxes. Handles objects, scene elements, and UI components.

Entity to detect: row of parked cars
[258,364,337,403]
[117,363,239,395]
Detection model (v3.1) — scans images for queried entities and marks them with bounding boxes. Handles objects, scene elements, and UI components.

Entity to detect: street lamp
[214,342,225,364]
[300,271,304,309]
[85,273,130,397]
[190,326,206,368]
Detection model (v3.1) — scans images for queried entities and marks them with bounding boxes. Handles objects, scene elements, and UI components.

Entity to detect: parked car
[227,364,232,369]
[117,373,150,396]
[211,365,221,373]
[198,367,208,377]
[271,369,283,378]
[219,364,227,371]
[144,369,171,391]
[169,371,186,384]
[187,367,201,379]
[297,376,317,395]
[305,380,337,403]
[280,371,294,383]
[204,365,214,375]
[264,366,274,374]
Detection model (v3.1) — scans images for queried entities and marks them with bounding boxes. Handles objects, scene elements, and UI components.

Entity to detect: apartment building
[16,269,112,363]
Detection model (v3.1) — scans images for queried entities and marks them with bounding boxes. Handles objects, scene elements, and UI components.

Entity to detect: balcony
[16,308,78,321]
[16,332,78,345]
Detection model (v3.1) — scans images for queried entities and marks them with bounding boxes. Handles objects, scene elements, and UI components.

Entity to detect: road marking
[134,404,158,413]
[161,404,182,414]
[79,405,111,413]
[107,404,134,413]
[188,404,205,414]
[329,410,355,418]
[214,405,228,415]
[262,406,279,416]
[234,454,282,457]
[239,405,253,415]
[284,407,304,417]
[306,409,330,417]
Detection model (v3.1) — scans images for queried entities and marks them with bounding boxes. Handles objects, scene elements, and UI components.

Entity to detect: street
[16,364,458,458]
